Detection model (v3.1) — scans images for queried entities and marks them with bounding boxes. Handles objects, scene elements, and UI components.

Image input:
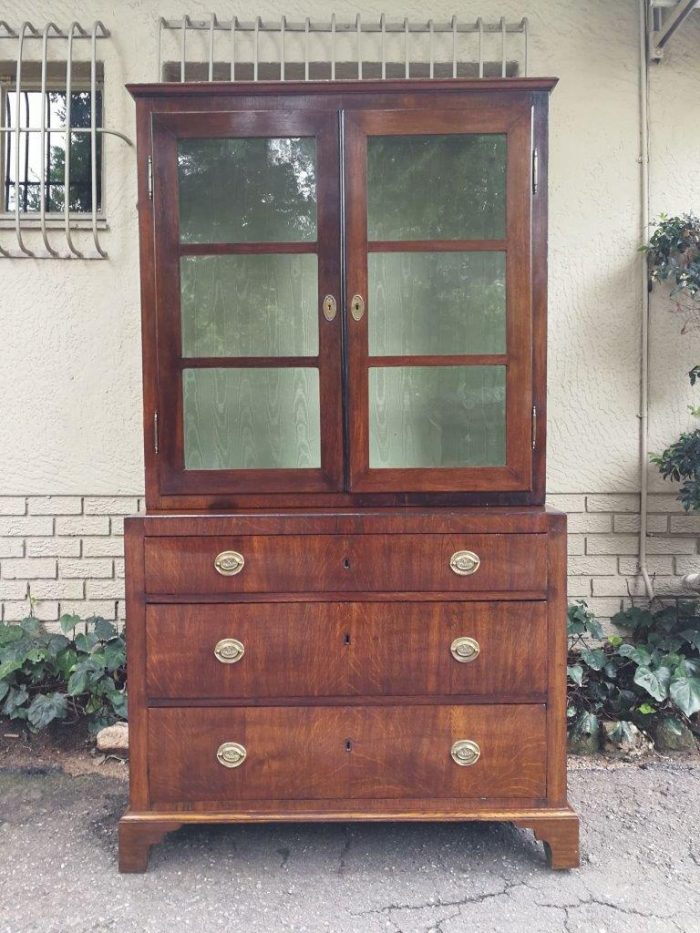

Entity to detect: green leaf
[0,623,25,646]
[0,657,24,681]
[19,616,42,636]
[75,631,99,654]
[567,664,584,686]
[2,684,29,718]
[669,674,700,717]
[0,680,9,702]
[93,618,117,641]
[638,702,656,715]
[54,647,78,681]
[618,644,652,666]
[46,634,70,658]
[103,640,125,672]
[573,710,599,737]
[634,665,670,702]
[608,720,635,745]
[581,648,606,671]
[108,690,127,718]
[67,664,89,696]
[27,693,68,730]
[59,614,81,635]
[607,635,623,648]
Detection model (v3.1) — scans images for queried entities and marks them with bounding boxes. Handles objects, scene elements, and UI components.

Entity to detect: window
[0,62,103,217]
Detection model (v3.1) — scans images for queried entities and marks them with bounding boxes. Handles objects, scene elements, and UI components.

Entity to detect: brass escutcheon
[449,550,480,576]
[322,294,337,322]
[214,638,245,664]
[216,742,247,768]
[350,294,365,321]
[451,739,481,767]
[214,550,245,576]
[450,636,480,663]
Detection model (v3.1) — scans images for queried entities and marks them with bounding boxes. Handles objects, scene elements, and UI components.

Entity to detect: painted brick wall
[0,496,142,623]
[548,493,700,618]
[0,494,698,624]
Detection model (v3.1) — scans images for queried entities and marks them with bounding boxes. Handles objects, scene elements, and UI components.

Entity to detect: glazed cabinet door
[344,103,534,493]
[151,110,343,496]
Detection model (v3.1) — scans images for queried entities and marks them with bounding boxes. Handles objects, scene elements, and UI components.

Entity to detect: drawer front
[147,705,546,804]
[146,601,547,699]
[144,533,546,594]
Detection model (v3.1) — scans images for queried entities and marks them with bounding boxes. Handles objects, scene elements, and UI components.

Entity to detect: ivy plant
[0,613,127,733]
[644,214,700,510]
[567,599,700,746]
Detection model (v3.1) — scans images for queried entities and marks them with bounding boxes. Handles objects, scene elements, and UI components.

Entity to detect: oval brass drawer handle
[214,550,245,576]
[214,638,245,664]
[449,550,480,576]
[216,742,247,768]
[450,636,480,663]
[451,739,481,767]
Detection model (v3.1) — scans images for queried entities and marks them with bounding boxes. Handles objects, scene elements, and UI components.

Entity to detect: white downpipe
[639,0,654,599]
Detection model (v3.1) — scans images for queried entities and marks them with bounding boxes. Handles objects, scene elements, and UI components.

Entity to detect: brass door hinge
[532,405,537,450]
[147,156,153,200]
[153,410,159,454]
[532,147,539,195]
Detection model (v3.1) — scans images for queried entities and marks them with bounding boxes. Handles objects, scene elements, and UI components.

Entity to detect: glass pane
[369,366,505,468]
[4,90,102,213]
[367,134,505,240]
[178,137,316,243]
[183,368,320,470]
[369,252,505,356]
[181,254,318,357]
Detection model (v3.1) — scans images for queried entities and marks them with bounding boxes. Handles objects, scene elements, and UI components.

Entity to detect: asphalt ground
[1,758,699,933]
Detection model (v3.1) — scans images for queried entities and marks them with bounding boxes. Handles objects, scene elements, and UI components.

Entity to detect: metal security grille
[0,21,132,260]
[157,14,528,83]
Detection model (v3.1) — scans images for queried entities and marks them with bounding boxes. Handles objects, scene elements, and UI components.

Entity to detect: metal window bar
[157,14,528,83]
[0,20,133,259]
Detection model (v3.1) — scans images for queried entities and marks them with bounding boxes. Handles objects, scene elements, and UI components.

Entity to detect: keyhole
[343,557,351,570]
[344,632,351,645]
[345,739,353,752]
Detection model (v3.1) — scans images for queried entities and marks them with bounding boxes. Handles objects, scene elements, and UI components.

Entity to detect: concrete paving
[1,759,699,933]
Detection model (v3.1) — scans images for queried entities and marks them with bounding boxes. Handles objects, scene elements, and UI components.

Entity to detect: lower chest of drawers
[120,509,578,871]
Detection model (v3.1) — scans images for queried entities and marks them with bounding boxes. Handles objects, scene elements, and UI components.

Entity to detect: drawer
[147,704,547,804]
[144,533,546,595]
[146,601,547,699]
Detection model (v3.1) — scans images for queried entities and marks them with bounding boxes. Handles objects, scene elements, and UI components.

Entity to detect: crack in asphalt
[352,878,528,919]
[537,894,686,933]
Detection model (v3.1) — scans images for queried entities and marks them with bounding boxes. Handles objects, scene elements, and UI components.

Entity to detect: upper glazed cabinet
[131,80,554,509]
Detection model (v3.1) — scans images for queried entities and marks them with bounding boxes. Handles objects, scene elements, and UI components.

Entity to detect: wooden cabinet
[120,79,579,873]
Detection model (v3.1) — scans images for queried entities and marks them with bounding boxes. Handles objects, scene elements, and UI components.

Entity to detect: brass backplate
[322,294,337,322]
[216,742,247,768]
[350,294,365,321]
[451,739,481,767]
[214,637,245,664]
[214,550,245,576]
[449,550,480,576]
[450,636,480,663]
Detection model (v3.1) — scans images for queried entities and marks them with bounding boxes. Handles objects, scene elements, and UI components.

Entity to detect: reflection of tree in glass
[178,137,316,243]
[367,134,506,241]
[6,90,101,213]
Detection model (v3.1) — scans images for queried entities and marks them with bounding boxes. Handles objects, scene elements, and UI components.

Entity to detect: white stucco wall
[0,1,699,620]
[2,0,699,496]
